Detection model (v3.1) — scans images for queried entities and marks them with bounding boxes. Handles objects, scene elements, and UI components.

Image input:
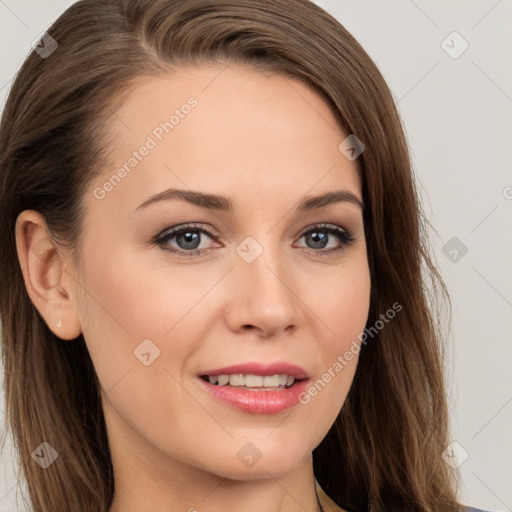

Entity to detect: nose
[225,242,298,339]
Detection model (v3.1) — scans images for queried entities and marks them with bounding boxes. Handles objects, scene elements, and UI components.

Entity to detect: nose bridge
[229,234,297,333]
[238,230,290,281]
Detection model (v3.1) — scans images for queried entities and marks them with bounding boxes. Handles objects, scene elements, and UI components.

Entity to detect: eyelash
[153,223,356,257]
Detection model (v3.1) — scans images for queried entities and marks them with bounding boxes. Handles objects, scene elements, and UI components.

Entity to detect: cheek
[75,245,181,388]
[80,245,206,337]
[75,247,202,438]
[299,256,370,414]
[76,241,228,400]
[309,255,371,351]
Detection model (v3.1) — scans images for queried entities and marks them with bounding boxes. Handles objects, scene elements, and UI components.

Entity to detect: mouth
[197,365,312,414]
[199,373,308,390]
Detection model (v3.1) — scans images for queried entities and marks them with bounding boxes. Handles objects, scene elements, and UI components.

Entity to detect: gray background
[1,1,511,511]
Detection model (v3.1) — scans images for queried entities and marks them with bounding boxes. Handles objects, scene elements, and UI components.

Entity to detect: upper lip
[199,362,309,380]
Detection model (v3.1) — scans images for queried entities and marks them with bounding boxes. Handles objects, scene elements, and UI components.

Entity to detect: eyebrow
[133,188,364,214]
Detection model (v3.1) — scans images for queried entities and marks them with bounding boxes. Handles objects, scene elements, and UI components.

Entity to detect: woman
[0,1,489,511]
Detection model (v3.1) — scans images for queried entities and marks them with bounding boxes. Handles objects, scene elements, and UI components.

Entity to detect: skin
[16,64,371,512]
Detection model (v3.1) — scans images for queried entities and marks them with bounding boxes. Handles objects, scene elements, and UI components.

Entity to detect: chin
[201,445,309,481]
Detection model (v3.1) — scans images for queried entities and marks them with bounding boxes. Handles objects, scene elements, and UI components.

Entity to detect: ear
[15,210,82,340]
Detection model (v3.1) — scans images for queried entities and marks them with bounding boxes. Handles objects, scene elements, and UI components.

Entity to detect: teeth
[205,374,297,388]
[262,375,280,387]
[217,375,229,386]
[245,374,263,387]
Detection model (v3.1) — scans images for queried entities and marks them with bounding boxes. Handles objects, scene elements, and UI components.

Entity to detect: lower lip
[197,377,310,414]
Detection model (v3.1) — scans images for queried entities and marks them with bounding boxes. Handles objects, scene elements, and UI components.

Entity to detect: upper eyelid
[157,223,218,239]
[157,222,350,238]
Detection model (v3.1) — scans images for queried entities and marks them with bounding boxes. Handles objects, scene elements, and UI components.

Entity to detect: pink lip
[197,377,311,415]
[198,362,309,379]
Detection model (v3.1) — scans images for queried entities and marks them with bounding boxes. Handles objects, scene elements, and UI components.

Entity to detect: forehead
[88,64,361,219]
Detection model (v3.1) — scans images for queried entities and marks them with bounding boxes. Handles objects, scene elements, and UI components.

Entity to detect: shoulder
[315,481,492,512]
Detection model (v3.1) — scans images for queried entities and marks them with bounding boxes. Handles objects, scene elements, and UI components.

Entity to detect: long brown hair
[0,1,460,511]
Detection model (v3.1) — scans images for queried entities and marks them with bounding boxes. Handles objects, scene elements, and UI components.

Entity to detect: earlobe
[14,210,82,341]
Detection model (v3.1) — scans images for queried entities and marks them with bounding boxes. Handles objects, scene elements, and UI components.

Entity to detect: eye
[153,222,356,257]
[295,223,356,255]
[154,223,219,256]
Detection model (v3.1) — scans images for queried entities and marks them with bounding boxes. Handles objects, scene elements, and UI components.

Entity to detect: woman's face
[71,64,371,481]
